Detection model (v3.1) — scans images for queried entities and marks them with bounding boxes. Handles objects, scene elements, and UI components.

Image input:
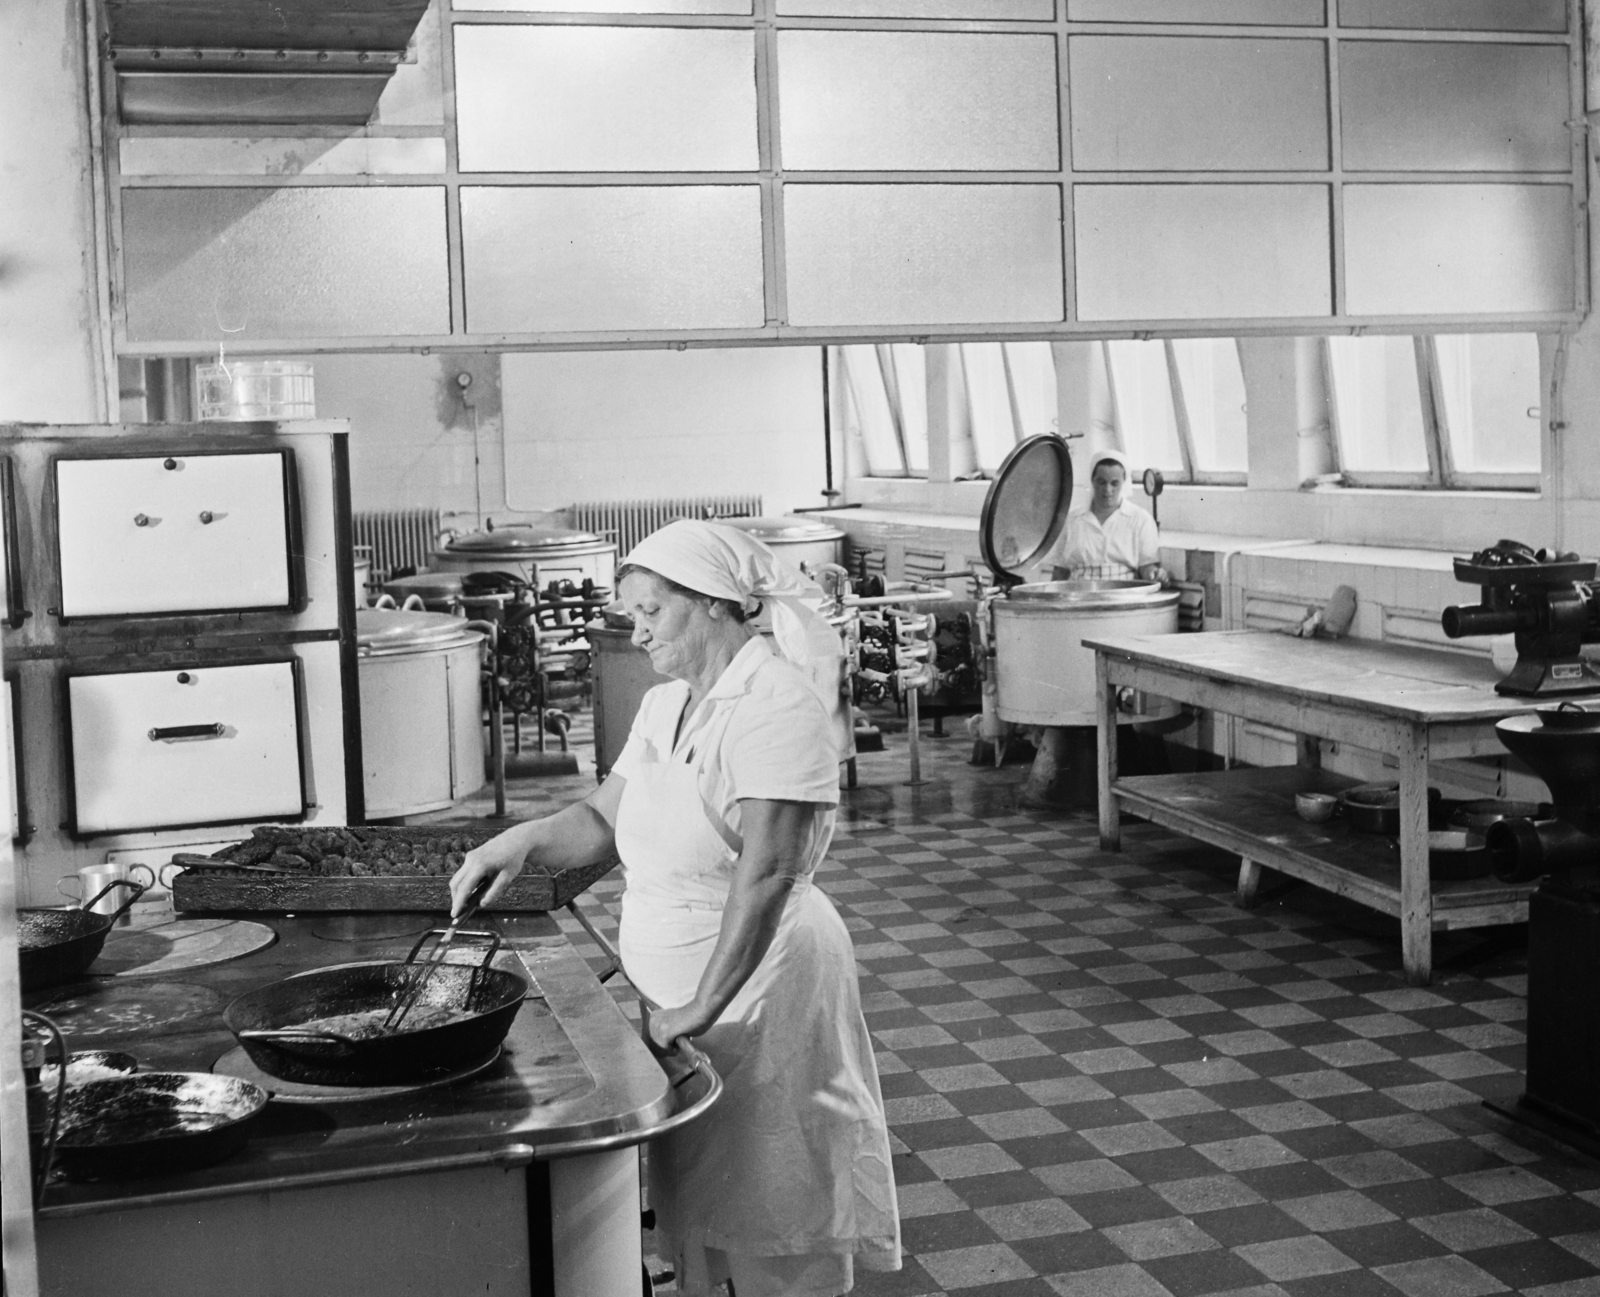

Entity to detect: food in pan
[293,1005,473,1041]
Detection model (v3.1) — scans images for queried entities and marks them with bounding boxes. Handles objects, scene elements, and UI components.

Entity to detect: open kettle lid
[979,434,1075,588]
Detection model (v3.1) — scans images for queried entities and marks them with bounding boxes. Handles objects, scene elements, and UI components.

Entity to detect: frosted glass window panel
[461,186,764,333]
[784,185,1064,327]
[778,32,1057,172]
[1069,0,1323,20]
[1004,342,1060,440]
[781,0,1051,14]
[1070,37,1327,172]
[1344,184,1575,316]
[454,26,757,172]
[122,187,448,343]
[1341,43,1570,174]
[1338,0,1565,32]
[1075,185,1331,321]
[1434,334,1541,474]
[883,345,930,475]
[961,344,1019,475]
[1326,336,1429,472]
[1172,339,1248,473]
[1105,341,1184,474]
[840,345,908,476]
[457,0,748,10]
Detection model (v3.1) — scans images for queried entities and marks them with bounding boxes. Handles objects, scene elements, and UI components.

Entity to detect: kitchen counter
[25,911,677,1297]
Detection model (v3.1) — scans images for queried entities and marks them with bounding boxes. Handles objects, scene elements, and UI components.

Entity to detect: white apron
[614,716,900,1297]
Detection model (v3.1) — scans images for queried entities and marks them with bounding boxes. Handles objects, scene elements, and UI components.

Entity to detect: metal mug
[59,863,157,925]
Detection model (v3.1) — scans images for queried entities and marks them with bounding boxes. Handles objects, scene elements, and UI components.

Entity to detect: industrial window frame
[102,1,1588,357]
[1323,334,1542,491]
[1101,339,1249,487]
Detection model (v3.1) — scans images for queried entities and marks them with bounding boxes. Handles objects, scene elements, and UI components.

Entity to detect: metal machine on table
[1441,539,1600,696]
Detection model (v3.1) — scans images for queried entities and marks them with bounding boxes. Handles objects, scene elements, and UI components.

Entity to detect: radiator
[566,496,762,559]
[352,508,442,583]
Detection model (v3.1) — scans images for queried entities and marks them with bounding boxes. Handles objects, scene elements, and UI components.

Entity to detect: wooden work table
[1087,631,1547,985]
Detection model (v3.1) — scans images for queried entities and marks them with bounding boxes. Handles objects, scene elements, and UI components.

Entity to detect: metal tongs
[382,876,493,1035]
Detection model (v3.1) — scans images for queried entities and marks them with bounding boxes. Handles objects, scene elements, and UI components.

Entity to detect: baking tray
[172,826,616,913]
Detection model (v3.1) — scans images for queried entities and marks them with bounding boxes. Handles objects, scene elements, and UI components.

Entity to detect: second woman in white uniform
[1049,451,1165,582]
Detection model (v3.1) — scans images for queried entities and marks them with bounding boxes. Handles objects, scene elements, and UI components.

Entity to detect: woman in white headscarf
[450,519,900,1297]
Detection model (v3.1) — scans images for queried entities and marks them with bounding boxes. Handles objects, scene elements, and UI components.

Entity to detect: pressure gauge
[1142,467,1164,498]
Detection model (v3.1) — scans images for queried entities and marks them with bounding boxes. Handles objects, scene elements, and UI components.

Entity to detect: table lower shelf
[1112,766,1535,930]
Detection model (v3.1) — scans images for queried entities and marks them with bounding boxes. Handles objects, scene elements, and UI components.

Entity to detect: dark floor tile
[1272,1124,1378,1162]
[1324,1220,1450,1268]
[956,1169,1074,1209]
[1142,1247,1275,1297]
[1279,1263,1419,1297]
[1116,1145,1224,1186]
[1365,1176,1482,1219]
[1003,1132,1094,1169]
[901,1207,1001,1253]
[1498,1193,1600,1236]
[1071,1186,1199,1229]
[1007,1228,1129,1276]
[880,1061,939,1091]
[1156,1110,1263,1146]
[1190,1203,1307,1248]
[895,1116,996,1152]
[1236,1161,1352,1200]
[1472,1239,1600,1291]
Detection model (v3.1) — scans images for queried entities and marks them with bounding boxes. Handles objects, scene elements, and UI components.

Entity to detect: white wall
[0,1,108,422]
[500,348,827,514]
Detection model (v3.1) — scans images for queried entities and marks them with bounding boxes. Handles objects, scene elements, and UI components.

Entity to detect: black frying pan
[223,931,527,1087]
[19,881,146,992]
[52,1071,268,1181]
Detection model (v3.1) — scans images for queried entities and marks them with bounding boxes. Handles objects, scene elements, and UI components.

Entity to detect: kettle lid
[978,434,1075,589]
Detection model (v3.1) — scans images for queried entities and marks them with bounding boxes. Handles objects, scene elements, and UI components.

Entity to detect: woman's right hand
[449,828,532,917]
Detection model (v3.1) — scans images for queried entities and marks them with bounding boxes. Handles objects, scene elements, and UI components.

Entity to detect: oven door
[54,450,297,618]
[67,660,307,835]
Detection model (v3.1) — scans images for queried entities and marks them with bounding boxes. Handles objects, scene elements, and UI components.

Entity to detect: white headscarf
[620,519,842,673]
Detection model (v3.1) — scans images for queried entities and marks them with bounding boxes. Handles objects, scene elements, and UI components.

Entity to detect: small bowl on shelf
[1295,792,1338,824]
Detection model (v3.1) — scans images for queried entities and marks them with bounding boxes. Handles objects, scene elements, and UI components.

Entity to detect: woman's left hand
[645,1001,708,1052]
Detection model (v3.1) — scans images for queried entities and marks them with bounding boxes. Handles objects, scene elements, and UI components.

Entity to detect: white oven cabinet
[68,661,306,834]
[54,451,295,618]
[0,421,361,903]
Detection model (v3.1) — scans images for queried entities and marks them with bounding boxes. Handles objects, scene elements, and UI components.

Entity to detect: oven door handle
[148,722,226,742]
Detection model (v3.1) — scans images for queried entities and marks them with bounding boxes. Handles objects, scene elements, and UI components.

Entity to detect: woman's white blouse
[1049,498,1160,579]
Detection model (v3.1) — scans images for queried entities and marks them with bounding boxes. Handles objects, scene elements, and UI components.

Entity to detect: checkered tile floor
[436,712,1600,1297]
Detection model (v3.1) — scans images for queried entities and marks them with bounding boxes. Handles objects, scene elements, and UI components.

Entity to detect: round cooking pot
[433,522,616,590]
[356,609,489,819]
[1340,783,1443,836]
[224,946,528,1087]
[714,516,845,573]
[52,1071,268,1180]
[992,580,1181,727]
[19,882,147,992]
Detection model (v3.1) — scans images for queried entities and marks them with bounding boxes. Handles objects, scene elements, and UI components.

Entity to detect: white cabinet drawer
[55,451,295,618]
[68,661,306,834]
